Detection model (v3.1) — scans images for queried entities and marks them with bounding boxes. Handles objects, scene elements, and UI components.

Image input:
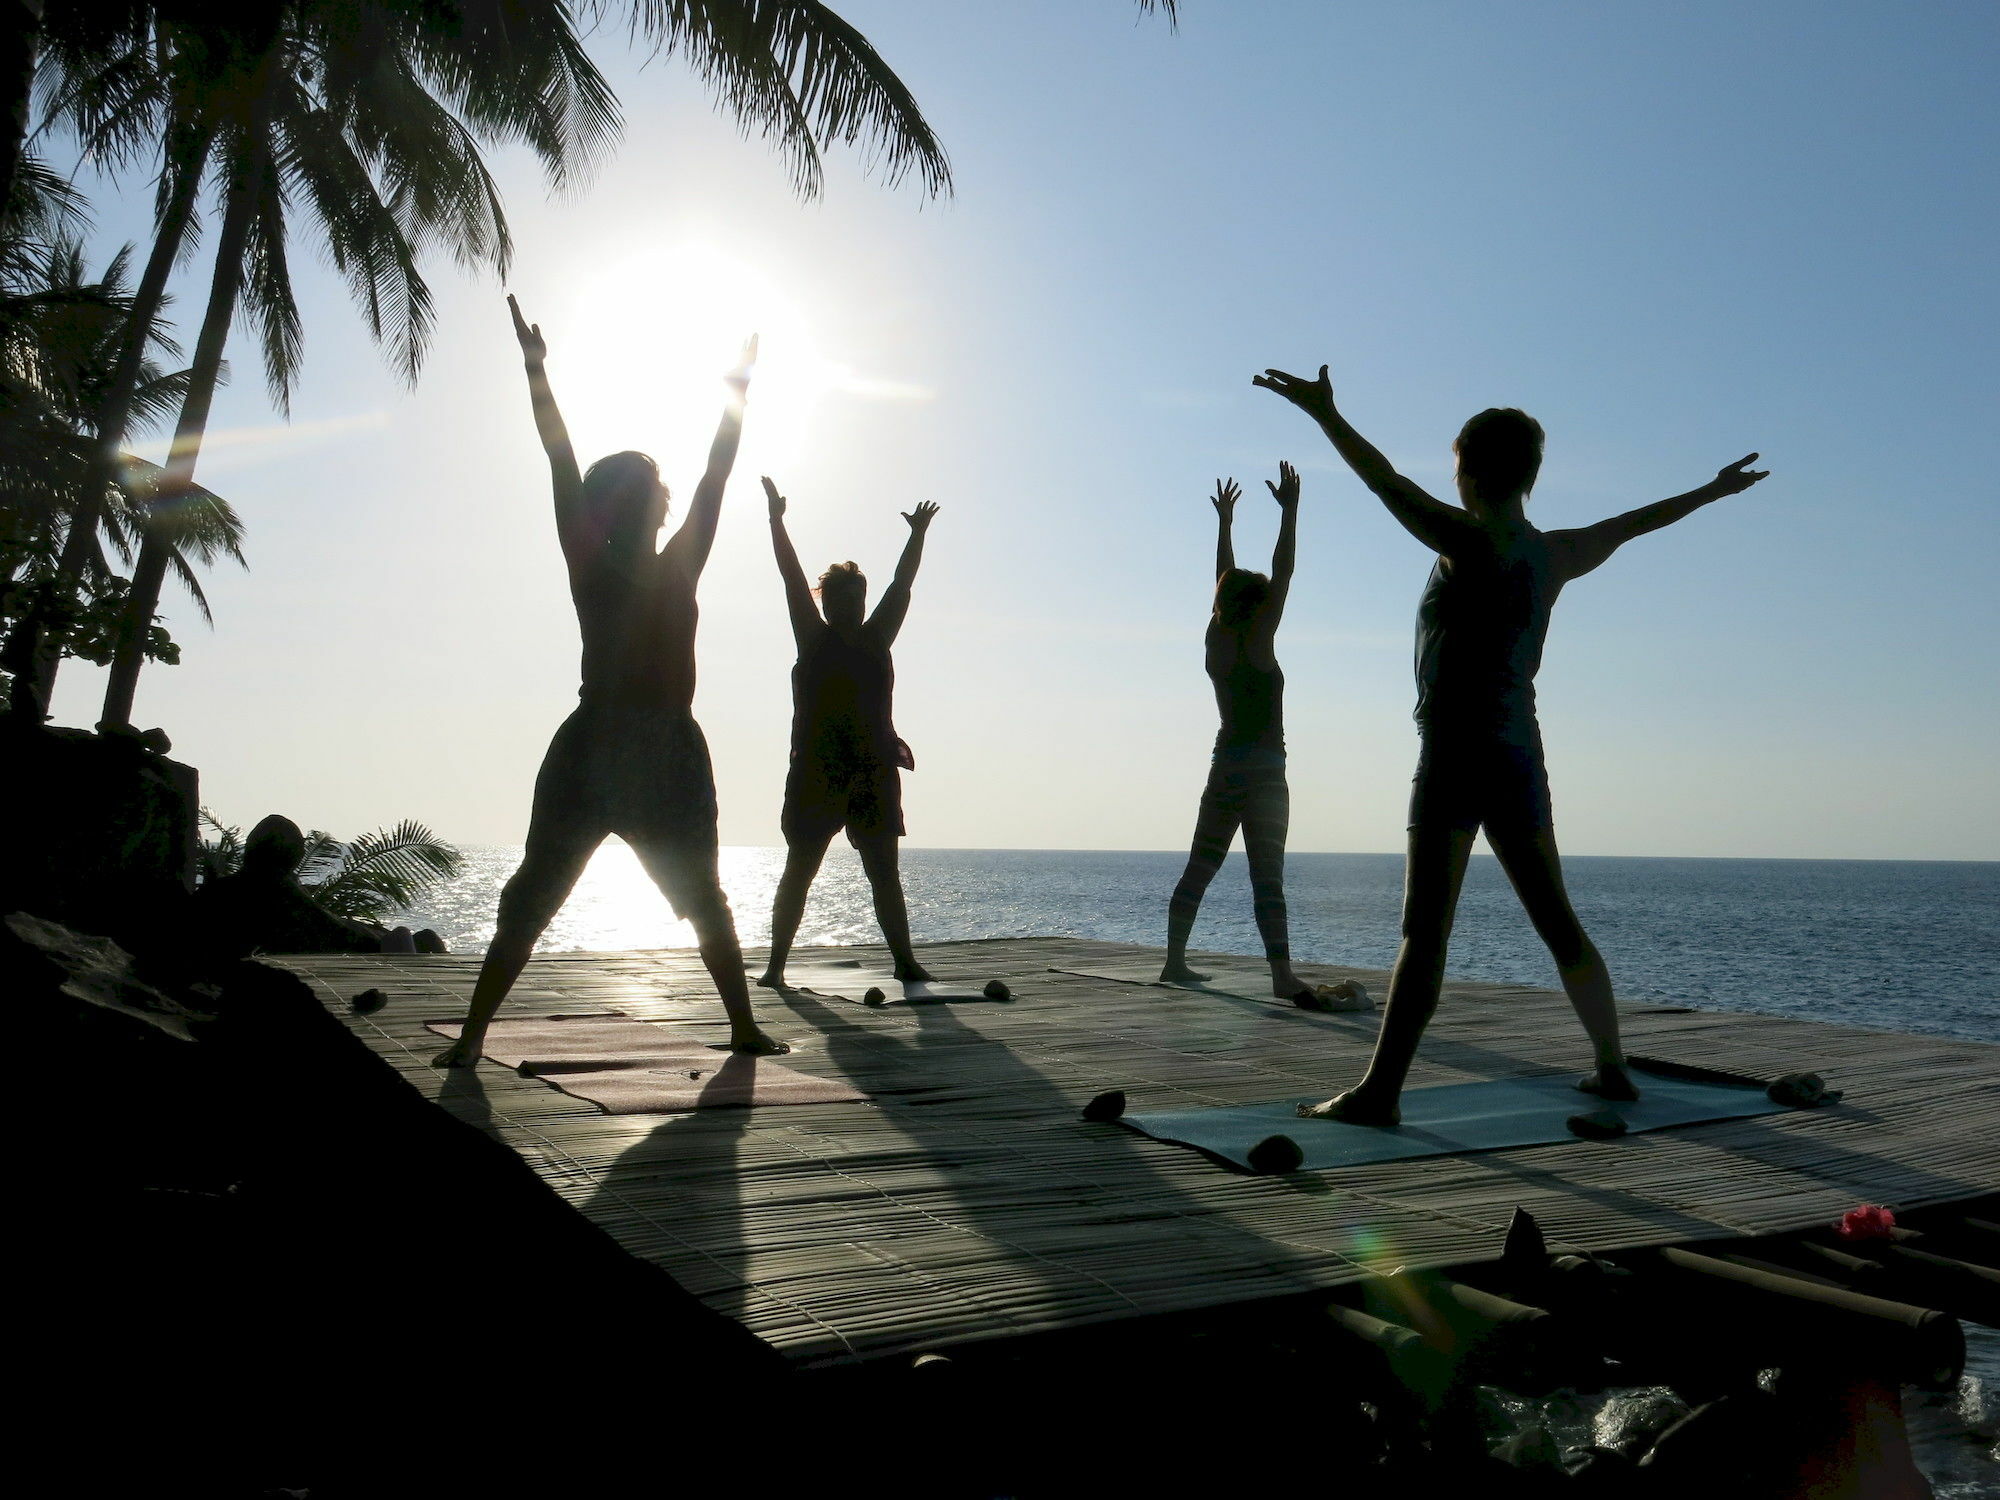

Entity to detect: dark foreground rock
[0,722,199,951]
[8,913,786,1499]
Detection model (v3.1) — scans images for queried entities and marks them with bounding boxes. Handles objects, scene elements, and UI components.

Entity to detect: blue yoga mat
[1121,1072,1794,1172]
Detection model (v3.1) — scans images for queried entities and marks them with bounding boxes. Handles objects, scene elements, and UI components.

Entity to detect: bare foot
[1297,1088,1401,1126]
[1270,967,1309,1000]
[430,1038,481,1069]
[894,963,935,983]
[1577,1066,1640,1102]
[731,1026,791,1056]
[1158,964,1211,984]
[753,971,791,990]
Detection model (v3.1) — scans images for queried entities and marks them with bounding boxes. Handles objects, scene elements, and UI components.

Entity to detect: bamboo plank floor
[279,938,2000,1367]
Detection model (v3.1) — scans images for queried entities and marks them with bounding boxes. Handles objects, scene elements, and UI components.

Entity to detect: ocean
[410,847,1999,1045]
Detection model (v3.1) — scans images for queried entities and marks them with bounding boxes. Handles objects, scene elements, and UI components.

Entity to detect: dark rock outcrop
[8,913,786,1498]
[0,721,198,952]
[188,813,390,959]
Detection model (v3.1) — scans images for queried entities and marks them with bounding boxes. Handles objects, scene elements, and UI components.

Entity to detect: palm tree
[0,224,242,714]
[0,1,45,213]
[58,3,619,726]
[31,0,1170,723]
[26,3,618,722]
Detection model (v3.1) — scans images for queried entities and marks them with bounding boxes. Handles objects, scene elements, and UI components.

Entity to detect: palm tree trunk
[18,149,207,717]
[98,142,260,731]
[0,0,43,214]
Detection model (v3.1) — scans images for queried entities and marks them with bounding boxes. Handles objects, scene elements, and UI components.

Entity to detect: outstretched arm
[1262,460,1300,624]
[763,477,821,645]
[665,335,757,579]
[509,296,586,562]
[1211,479,1239,578]
[868,501,939,643]
[1253,364,1471,555]
[1555,454,1769,579]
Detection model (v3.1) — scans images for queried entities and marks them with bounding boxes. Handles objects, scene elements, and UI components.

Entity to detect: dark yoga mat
[1120,1071,1796,1172]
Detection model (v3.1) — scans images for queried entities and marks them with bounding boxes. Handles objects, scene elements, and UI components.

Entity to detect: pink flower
[1836,1204,1897,1241]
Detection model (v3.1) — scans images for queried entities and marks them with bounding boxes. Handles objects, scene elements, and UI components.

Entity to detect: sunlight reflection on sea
[405,846,1998,1046]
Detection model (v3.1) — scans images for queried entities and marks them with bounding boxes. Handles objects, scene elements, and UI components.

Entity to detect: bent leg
[630,836,788,1056]
[436,819,600,1066]
[1163,788,1241,983]
[853,833,929,981]
[1239,767,1307,998]
[1301,821,1475,1123]
[759,830,836,987]
[1486,819,1635,1098]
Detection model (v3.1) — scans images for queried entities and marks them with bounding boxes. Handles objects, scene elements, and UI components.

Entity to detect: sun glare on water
[550,242,834,480]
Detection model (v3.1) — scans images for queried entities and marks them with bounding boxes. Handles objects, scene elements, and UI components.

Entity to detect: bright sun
[549,242,833,481]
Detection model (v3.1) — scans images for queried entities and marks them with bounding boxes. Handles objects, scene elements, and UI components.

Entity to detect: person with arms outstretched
[1160,463,1328,1007]
[1256,363,1767,1122]
[755,478,938,990]
[433,297,785,1066]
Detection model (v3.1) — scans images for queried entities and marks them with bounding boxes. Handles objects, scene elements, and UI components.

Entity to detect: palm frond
[195,806,245,883]
[297,819,464,923]
[294,828,347,886]
[603,0,951,199]
[164,548,214,623]
[368,0,622,194]
[2,155,90,243]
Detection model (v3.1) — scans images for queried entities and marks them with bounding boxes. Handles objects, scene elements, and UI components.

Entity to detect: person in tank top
[432,297,786,1067]
[756,477,938,989]
[1159,462,1326,1004]
[1257,362,1767,1123]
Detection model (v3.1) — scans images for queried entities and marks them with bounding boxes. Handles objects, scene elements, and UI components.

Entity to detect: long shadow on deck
[753,971,1357,1344]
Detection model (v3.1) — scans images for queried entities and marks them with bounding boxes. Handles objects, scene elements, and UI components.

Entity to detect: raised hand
[725,333,760,397]
[901,499,940,533]
[1709,453,1769,497]
[507,293,546,364]
[762,475,786,520]
[1266,460,1301,509]
[1211,478,1241,517]
[1253,364,1335,419]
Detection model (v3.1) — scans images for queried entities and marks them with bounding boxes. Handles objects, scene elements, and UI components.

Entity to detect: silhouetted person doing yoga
[432,297,785,1066]
[1256,363,1766,1123]
[1160,463,1324,1005]
[756,479,938,990]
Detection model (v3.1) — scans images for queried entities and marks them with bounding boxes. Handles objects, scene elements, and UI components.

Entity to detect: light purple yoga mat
[424,1016,866,1114]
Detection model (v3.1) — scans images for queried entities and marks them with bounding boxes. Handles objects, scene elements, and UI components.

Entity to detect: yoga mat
[1119,1071,1796,1173]
[1051,963,1371,1010]
[775,965,1007,1006]
[423,1018,865,1114]
[424,1014,696,1070]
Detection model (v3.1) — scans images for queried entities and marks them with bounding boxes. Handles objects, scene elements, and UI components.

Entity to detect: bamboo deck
[280,939,2000,1367]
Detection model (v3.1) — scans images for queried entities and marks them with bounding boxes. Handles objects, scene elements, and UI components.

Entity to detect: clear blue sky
[49,0,2000,858]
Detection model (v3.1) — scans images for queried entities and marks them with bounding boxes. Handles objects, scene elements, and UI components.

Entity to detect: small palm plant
[199,810,464,925]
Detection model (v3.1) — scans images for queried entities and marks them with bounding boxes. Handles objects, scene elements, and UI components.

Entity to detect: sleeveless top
[1413,519,1561,741]
[574,550,698,711]
[793,623,898,765]
[1207,629,1285,755]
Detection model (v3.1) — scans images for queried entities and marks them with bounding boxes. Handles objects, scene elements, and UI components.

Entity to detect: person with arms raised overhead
[1255,362,1767,1122]
[433,297,785,1066]
[1159,462,1331,1008]
[756,478,938,991]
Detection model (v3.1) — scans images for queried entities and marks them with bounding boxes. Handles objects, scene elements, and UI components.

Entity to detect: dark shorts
[1407,727,1553,838]
[531,703,718,846]
[499,704,722,932]
[1199,745,1289,819]
[782,754,905,844]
